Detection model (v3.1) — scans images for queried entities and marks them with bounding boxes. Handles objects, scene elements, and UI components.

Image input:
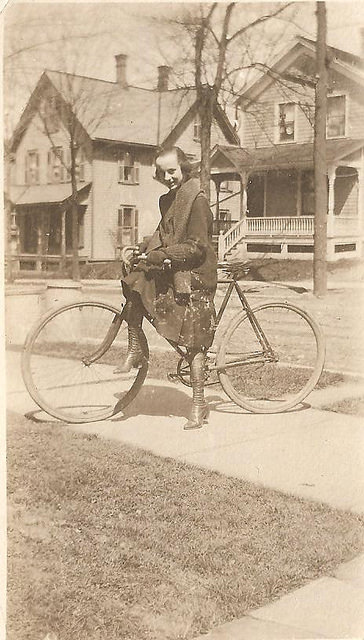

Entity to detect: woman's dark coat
[122,177,217,349]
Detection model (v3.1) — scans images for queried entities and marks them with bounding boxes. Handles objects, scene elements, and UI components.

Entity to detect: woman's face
[155,150,183,190]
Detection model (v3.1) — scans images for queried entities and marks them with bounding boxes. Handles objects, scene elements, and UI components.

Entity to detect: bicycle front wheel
[217,303,325,413]
[22,301,148,423]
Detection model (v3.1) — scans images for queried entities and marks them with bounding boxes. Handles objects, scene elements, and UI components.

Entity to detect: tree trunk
[199,88,213,202]
[5,152,14,283]
[313,1,328,297]
[70,141,80,281]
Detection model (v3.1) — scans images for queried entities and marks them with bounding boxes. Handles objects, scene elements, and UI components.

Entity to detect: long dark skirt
[122,268,216,349]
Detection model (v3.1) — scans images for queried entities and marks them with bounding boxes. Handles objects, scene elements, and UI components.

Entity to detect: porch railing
[246,217,315,235]
[219,216,316,258]
[218,214,361,259]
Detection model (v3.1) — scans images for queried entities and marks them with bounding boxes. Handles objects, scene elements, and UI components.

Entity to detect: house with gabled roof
[9,55,239,272]
[210,36,364,261]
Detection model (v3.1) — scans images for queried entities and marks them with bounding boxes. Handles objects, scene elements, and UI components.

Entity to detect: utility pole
[313,1,328,297]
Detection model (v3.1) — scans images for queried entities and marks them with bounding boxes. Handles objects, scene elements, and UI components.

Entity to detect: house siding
[90,117,237,261]
[241,80,315,148]
[14,112,93,186]
[240,66,364,149]
[91,145,164,260]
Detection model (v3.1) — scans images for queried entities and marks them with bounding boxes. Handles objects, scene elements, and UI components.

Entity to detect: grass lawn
[7,411,364,640]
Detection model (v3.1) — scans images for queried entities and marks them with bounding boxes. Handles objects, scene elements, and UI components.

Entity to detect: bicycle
[21,248,325,424]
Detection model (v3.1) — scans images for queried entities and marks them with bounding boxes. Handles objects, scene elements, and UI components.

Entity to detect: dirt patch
[322,396,364,417]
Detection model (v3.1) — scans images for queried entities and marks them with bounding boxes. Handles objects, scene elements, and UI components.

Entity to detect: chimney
[157,65,171,91]
[115,54,128,88]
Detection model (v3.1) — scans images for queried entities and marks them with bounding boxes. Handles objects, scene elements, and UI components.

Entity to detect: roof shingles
[46,70,198,146]
[213,139,364,172]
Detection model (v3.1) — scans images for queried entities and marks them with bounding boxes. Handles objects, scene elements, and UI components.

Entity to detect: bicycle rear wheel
[217,303,325,413]
[22,301,148,423]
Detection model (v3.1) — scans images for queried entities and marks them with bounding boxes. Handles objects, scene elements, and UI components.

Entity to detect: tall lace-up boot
[114,297,146,374]
[183,351,209,430]
[117,326,146,373]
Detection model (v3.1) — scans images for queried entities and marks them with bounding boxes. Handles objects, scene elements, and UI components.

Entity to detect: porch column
[214,178,221,222]
[36,213,43,272]
[60,209,66,270]
[239,171,248,218]
[10,211,20,271]
[327,167,336,260]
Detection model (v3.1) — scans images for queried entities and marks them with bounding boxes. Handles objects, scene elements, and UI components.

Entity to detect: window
[47,147,71,183]
[118,205,138,246]
[278,103,295,142]
[78,208,85,249]
[327,95,346,138]
[76,147,86,182]
[193,115,201,142]
[118,152,139,184]
[25,150,39,184]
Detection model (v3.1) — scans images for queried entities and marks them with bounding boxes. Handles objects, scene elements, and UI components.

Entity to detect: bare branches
[214,3,235,94]
[227,3,294,45]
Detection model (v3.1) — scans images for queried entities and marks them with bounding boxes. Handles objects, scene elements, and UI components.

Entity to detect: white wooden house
[9,55,239,272]
[211,37,364,261]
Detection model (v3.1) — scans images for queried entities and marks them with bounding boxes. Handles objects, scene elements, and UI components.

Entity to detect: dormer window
[118,151,139,184]
[327,95,346,138]
[278,103,295,142]
[193,115,201,142]
[25,150,39,184]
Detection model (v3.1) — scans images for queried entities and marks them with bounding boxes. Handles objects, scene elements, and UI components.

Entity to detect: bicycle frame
[159,273,277,373]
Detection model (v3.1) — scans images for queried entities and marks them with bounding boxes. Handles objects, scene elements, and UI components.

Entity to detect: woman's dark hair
[154,146,194,183]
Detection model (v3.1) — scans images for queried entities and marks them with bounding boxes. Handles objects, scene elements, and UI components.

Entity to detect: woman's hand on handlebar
[120,245,171,270]
[120,245,140,266]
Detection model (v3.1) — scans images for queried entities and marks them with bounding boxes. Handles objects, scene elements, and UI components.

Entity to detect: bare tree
[151,2,295,199]
[4,8,115,280]
[313,1,328,297]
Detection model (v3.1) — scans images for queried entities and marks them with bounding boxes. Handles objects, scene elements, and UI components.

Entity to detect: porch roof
[211,139,364,174]
[10,182,91,206]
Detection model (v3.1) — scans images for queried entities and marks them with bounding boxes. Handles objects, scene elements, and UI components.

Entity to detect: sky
[3,1,364,132]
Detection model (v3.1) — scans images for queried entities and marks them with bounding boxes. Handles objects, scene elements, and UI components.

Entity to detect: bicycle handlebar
[120,245,171,269]
[120,245,139,265]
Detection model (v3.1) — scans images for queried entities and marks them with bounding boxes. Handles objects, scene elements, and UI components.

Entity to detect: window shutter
[134,164,140,184]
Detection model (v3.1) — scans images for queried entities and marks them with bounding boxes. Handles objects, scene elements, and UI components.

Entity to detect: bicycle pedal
[167,373,179,383]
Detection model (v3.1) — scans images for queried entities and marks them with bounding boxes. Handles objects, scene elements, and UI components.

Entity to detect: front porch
[210,141,364,261]
[9,183,91,273]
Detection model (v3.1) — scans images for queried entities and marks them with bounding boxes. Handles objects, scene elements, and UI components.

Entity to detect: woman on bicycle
[117,146,218,430]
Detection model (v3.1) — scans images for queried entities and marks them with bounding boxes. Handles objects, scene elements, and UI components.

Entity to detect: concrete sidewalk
[7,349,364,514]
[194,554,364,639]
[6,349,364,639]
